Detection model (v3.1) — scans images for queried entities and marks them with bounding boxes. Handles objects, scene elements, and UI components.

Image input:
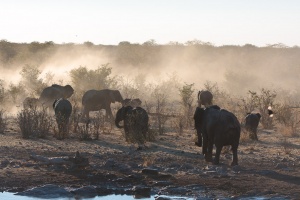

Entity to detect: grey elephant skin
[193,107,203,147]
[115,106,149,145]
[198,90,213,107]
[39,84,74,108]
[244,113,261,140]
[82,89,123,119]
[53,98,72,139]
[195,105,241,166]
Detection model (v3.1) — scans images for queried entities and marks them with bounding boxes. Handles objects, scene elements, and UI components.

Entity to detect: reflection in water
[0,192,288,200]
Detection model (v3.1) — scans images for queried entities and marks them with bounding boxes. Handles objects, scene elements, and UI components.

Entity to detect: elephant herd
[22,85,265,166]
[23,84,149,144]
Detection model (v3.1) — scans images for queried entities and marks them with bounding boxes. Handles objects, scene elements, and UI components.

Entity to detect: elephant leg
[105,106,113,120]
[231,145,239,166]
[213,145,223,165]
[254,129,258,140]
[195,130,202,147]
[205,141,213,162]
[202,134,208,155]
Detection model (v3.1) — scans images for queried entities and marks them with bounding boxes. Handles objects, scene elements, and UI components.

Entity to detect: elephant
[23,97,40,109]
[39,84,74,108]
[196,105,241,166]
[198,90,213,107]
[193,107,204,147]
[115,106,149,146]
[123,98,142,107]
[82,89,123,120]
[53,98,72,139]
[244,113,261,140]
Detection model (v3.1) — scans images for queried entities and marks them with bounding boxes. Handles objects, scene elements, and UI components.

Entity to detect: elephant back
[40,84,73,107]
[53,98,72,118]
[219,109,240,131]
[245,113,261,129]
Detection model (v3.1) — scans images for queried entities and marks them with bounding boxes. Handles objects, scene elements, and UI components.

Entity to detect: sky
[1,0,300,46]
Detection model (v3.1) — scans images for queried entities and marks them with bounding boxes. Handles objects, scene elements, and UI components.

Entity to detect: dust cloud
[1,43,300,101]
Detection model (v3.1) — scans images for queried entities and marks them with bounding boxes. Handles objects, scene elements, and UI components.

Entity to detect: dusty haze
[1,42,300,102]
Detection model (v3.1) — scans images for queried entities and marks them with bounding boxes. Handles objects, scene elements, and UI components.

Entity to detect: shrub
[239,89,276,129]
[17,107,52,139]
[178,83,195,128]
[0,109,7,134]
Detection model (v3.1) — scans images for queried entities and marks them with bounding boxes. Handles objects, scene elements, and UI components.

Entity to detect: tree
[179,83,195,127]
[20,65,46,96]
[69,64,117,98]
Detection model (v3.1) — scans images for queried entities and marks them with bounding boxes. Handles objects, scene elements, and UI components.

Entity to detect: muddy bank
[0,123,299,199]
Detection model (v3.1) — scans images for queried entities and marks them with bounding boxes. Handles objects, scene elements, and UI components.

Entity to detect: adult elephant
[82,89,123,119]
[244,113,261,140]
[198,90,213,107]
[53,98,72,139]
[39,84,74,108]
[196,105,241,166]
[115,106,149,146]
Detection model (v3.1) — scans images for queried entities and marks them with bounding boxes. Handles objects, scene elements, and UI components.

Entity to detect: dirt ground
[0,117,299,199]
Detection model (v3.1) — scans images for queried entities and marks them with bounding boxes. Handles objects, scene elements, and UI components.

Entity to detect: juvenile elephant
[53,98,72,139]
[82,89,123,120]
[244,113,261,140]
[23,97,40,109]
[197,105,241,166]
[39,84,74,108]
[115,106,149,145]
[198,90,213,107]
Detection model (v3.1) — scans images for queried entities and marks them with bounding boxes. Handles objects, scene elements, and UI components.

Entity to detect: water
[0,192,194,200]
[0,192,290,200]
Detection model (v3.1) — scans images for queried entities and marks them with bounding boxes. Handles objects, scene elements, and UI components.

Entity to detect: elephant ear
[256,113,261,119]
[63,85,74,98]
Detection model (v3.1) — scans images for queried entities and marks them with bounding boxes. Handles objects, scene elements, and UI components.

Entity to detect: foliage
[0,109,7,134]
[239,89,276,129]
[178,83,195,127]
[0,79,5,104]
[69,64,117,98]
[7,83,26,104]
[20,65,46,96]
[17,107,52,139]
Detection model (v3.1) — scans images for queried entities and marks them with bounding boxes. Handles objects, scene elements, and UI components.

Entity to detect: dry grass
[281,137,293,155]
[0,109,7,134]
[277,124,299,137]
[239,129,254,143]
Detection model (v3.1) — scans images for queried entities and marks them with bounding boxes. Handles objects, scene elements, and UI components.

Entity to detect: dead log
[30,151,89,168]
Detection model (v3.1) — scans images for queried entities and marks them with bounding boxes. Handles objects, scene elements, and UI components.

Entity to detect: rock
[142,168,159,175]
[153,181,173,186]
[1,159,9,167]
[179,164,194,170]
[275,163,288,169]
[132,185,151,197]
[95,187,114,196]
[15,184,72,198]
[71,186,97,198]
[104,158,116,168]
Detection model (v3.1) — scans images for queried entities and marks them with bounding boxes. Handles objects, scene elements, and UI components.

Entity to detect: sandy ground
[0,117,299,199]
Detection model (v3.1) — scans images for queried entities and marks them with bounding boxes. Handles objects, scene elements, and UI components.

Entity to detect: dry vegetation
[0,40,300,198]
